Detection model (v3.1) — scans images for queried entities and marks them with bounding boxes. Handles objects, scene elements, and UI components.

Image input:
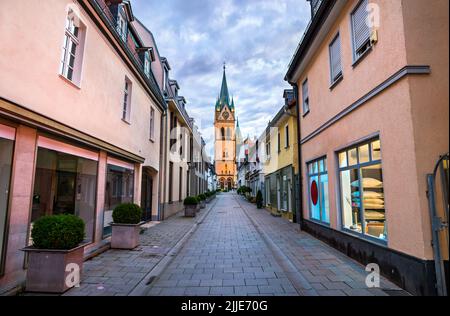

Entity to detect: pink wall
[0,126,36,290]
[295,0,448,259]
[0,0,162,172]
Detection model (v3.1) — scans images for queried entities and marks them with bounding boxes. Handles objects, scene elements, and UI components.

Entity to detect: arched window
[226,128,231,140]
[220,127,225,140]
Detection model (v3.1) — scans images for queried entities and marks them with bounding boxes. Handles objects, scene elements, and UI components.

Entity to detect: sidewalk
[63,201,215,296]
[237,195,406,296]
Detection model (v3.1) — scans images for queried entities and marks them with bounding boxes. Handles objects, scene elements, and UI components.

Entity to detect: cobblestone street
[60,193,405,296]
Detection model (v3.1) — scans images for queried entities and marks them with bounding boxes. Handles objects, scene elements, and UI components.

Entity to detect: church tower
[214,65,237,190]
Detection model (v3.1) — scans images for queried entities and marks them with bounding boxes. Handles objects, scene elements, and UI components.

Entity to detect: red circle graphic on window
[311,180,319,206]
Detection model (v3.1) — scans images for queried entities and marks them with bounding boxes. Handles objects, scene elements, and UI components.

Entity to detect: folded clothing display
[351,178,383,189]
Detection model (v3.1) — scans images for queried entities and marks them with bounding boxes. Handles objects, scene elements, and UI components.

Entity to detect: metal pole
[427,174,447,296]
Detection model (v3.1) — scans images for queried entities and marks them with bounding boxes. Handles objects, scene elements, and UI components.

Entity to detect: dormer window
[144,50,151,77]
[116,7,127,42]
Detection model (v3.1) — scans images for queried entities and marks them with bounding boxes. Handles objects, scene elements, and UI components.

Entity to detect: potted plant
[22,214,85,293]
[184,196,199,217]
[256,190,263,209]
[198,194,206,209]
[111,203,143,250]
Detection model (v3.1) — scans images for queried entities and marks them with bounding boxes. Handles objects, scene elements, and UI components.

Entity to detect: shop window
[0,130,14,274]
[308,157,329,224]
[339,138,387,241]
[31,147,98,243]
[104,163,134,236]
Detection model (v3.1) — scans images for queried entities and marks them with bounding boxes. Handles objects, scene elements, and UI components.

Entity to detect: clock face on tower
[223,111,230,120]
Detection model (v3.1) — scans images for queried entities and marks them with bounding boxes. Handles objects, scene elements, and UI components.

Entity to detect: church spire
[219,63,230,107]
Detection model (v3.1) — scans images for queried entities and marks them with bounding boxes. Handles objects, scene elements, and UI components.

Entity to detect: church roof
[216,65,233,111]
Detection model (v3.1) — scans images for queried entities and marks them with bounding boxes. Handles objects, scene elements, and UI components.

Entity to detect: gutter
[291,83,304,228]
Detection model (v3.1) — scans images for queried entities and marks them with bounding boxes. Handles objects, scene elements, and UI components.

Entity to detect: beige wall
[298,0,408,138]
[401,0,449,259]
[295,0,448,260]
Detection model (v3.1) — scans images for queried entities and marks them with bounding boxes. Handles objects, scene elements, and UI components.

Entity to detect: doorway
[141,172,153,222]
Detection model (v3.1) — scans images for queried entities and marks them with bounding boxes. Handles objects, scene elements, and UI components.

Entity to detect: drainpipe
[291,82,304,229]
[158,109,168,221]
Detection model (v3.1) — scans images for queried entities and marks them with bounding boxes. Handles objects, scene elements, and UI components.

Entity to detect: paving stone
[200,279,223,287]
[209,287,235,295]
[234,286,259,295]
[245,278,269,286]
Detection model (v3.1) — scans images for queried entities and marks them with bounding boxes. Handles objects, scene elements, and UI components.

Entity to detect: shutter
[352,0,370,52]
[302,80,309,112]
[330,35,342,80]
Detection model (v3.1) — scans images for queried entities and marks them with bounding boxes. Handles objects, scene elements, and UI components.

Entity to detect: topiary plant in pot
[198,194,207,209]
[22,214,86,293]
[111,203,143,250]
[184,196,199,217]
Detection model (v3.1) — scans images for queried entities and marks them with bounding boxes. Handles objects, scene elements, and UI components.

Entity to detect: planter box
[184,205,197,217]
[22,244,85,293]
[111,223,142,250]
[199,201,206,209]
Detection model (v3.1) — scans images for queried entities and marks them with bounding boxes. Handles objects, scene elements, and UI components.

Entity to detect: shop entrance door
[141,173,153,222]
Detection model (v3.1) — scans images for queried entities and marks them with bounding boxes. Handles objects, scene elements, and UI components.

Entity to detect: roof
[285,0,337,83]
[215,65,234,111]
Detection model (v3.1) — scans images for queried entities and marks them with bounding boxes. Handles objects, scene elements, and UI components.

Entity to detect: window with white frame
[308,157,330,224]
[266,140,271,157]
[351,0,371,61]
[117,8,127,42]
[122,78,132,122]
[329,33,342,83]
[285,124,290,148]
[277,132,281,153]
[302,79,309,114]
[149,107,155,140]
[144,50,151,78]
[60,9,85,85]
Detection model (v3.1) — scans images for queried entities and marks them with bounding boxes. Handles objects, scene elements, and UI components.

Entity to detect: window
[117,9,127,42]
[339,138,387,241]
[226,128,231,140]
[329,33,342,83]
[285,125,290,148]
[122,78,132,122]
[277,132,281,153]
[351,0,371,61]
[149,108,155,141]
[220,127,225,140]
[60,10,85,85]
[144,51,151,78]
[302,79,309,115]
[179,167,183,201]
[104,163,134,236]
[32,146,98,243]
[308,157,329,223]
[266,141,271,157]
[0,131,14,273]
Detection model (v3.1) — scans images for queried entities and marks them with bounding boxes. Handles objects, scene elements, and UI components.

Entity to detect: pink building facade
[0,0,167,294]
[286,0,449,295]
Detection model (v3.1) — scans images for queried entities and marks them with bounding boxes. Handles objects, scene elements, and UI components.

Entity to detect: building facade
[0,0,169,294]
[262,92,299,222]
[214,66,237,190]
[286,0,449,295]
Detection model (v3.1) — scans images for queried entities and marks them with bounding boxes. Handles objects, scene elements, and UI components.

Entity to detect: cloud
[131,0,311,159]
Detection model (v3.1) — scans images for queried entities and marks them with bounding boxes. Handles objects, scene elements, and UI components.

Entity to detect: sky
[131,0,311,159]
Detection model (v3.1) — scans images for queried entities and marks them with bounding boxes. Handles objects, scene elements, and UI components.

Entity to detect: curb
[129,196,219,296]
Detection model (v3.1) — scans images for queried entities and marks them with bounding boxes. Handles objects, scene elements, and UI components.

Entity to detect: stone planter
[199,201,206,209]
[111,223,143,250]
[22,244,85,293]
[185,205,197,217]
